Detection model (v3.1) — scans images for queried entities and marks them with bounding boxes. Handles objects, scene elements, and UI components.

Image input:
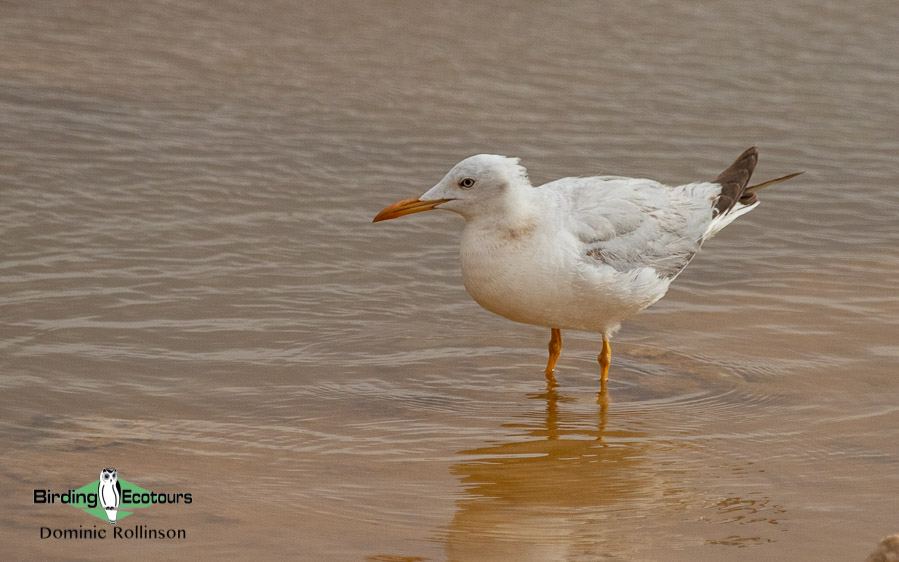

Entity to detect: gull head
[373,154,532,223]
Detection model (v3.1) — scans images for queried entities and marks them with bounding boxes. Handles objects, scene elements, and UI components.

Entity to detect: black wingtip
[713,147,760,214]
[715,147,759,183]
[744,171,804,195]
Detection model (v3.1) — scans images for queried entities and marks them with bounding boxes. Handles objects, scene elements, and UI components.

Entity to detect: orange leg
[598,336,611,391]
[545,328,562,382]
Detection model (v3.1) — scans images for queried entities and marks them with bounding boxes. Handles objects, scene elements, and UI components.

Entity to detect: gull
[373,147,800,390]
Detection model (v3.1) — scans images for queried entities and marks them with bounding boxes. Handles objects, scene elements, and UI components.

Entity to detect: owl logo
[98,468,121,525]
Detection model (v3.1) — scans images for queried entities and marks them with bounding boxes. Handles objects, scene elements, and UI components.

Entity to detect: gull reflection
[447,386,661,560]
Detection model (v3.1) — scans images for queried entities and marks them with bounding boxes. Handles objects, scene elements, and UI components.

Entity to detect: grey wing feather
[560,177,719,279]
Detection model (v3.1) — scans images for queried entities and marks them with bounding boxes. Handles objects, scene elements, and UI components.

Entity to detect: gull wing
[550,176,721,279]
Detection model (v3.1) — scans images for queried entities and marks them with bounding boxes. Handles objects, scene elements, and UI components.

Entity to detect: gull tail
[712,146,803,213]
[703,147,802,241]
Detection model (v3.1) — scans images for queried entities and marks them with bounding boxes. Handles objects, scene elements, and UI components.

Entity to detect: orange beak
[372,196,451,223]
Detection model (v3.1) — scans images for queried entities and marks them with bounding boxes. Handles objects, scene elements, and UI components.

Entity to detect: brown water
[2,1,898,560]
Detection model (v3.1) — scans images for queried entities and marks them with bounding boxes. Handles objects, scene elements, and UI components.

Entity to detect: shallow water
[2,0,898,559]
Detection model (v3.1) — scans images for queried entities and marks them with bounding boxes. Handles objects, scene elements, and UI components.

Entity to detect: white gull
[373,147,800,390]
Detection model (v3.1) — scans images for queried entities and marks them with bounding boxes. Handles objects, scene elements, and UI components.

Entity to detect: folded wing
[554,176,722,279]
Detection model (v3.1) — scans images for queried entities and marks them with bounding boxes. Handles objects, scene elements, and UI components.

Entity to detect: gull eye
[459,177,476,189]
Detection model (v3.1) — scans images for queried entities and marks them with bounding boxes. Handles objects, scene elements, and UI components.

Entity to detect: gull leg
[545,328,562,385]
[598,336,611,392]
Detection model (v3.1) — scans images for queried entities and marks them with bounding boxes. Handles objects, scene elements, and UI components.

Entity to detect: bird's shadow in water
[445,380,660,559]
[545,370,608,404]
[444,364,791,557]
